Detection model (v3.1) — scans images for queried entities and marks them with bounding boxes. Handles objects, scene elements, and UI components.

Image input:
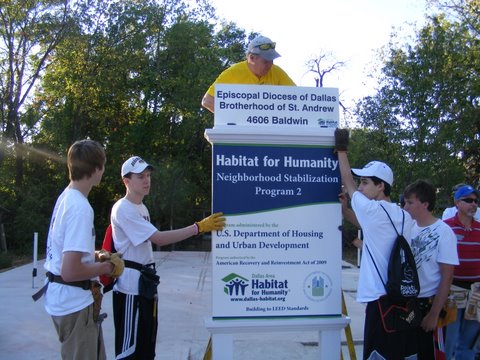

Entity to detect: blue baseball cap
[454,185,479,200]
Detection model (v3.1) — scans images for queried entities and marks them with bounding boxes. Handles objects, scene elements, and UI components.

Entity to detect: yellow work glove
[96,249,111,262]
[108,253,125,278]
[195,212,226,233]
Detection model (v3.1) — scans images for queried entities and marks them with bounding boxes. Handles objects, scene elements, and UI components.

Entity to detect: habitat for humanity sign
[208,85,341,319]
[211,144,342,319]
[214,84,338,128]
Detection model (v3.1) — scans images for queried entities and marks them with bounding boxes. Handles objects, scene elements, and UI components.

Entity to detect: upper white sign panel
[214,84,339,128]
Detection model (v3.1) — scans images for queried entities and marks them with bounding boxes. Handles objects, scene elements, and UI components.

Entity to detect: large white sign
[214,84,339,128]
[210,142,342,319]
[207,85,342,319]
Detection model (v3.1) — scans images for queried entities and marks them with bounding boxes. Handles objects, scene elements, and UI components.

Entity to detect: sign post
[204,85,349,359]
[32,232,38,288]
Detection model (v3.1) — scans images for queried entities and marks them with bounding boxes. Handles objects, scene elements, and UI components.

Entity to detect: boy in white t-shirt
[111,156,225,359]
[40,140,123,360]
[403,179,459,359]
[335,129,417,359]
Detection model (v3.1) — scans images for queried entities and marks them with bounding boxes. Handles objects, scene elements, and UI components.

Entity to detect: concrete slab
[0,252,364,360]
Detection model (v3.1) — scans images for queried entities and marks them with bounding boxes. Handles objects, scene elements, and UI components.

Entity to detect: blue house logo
[222,273,249,296]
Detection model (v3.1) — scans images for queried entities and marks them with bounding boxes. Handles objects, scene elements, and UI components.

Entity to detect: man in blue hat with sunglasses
[444,184,480,360]
[201,35,295,113]
[442,183,480,220]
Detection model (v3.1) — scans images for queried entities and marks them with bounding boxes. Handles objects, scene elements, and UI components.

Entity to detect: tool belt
[123,260,160,299]
[450,282,471,309]
[124,259,144,271]
[32,271,92,301]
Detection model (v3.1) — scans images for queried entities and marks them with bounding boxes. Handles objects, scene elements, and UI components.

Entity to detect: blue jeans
[445,308,480,360]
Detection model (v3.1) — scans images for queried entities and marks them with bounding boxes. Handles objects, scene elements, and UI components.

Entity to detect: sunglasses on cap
[460,198,478,204]
[255,42,276,50]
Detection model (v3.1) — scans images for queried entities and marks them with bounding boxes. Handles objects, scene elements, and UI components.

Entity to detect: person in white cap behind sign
[334,129,417,360]
[201,34,296,113]
[110,156,225,359]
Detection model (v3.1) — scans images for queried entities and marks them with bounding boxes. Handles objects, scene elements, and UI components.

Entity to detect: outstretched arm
[149,212,226,246]
[335,129,356,198]
[338,152,357,198]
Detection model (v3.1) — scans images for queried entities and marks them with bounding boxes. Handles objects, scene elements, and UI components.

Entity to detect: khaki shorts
[51,303,106,360]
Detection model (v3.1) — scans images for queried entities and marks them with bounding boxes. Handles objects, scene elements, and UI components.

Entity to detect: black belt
[124,260,145,271]
[32,271,92,302]
[46,271,92,290]
[32,260,155,301]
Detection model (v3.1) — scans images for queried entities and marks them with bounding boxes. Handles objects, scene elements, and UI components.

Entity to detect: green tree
[30,0,248,250]
[0,0,72,192]
[355,7,479,207]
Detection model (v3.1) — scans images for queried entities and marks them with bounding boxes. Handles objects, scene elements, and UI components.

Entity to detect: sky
[205,0,431,113]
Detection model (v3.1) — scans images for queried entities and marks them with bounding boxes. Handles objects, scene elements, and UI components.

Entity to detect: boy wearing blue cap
[444,185,480,359]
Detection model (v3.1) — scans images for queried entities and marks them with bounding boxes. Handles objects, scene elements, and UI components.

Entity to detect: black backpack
[367,205,420,301]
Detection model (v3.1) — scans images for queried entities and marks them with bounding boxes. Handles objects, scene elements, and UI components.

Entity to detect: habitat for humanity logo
[222,273,249,296]
[317,118,337,128]
[303,271,332,302]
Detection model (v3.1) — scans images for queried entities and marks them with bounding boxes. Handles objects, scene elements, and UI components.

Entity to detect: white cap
[351,161,394,186]
[247,35,280,61]
[121,156,153,177]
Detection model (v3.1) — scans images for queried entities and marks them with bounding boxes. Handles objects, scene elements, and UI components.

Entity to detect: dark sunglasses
[460,198,478,204]
[255,42,276,50]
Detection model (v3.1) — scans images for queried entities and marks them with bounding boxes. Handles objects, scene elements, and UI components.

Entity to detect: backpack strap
[364,203,406,293]
[364,243,387,289]
[379,203,404,236]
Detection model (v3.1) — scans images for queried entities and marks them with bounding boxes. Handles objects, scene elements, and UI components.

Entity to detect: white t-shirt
[410,219,459,297]
[442,206,480,220]
[352,191,414,303]
[111,198,157,295]
[43,188,95,316]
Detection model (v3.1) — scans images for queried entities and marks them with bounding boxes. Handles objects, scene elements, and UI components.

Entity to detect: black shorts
[363,299,418,360]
